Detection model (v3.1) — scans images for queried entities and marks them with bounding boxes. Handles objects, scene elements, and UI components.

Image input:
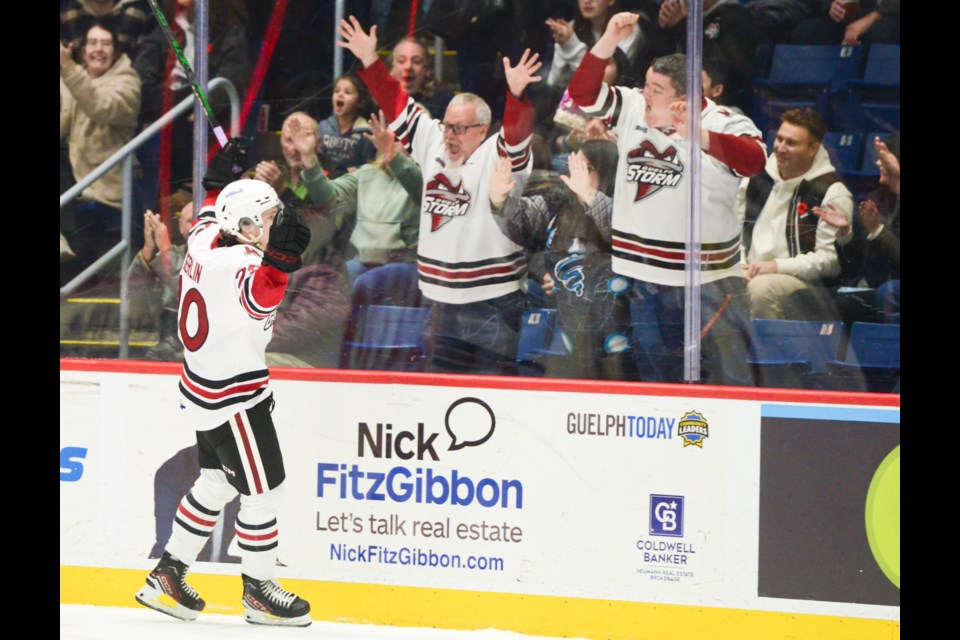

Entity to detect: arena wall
[60,359,900,639]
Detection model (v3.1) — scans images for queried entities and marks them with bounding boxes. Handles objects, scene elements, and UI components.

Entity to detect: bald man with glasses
[338,17,543,375]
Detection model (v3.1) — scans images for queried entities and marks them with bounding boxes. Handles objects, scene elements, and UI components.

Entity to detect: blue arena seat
[753,99,822,140]
[516,309,569,375]
[827,322,900,393]
[861,44,900,86]
[340,305,431,372]
[822,132,864,174]
[351,262,423,308]
[752,44,865,132]
[838,131,896,201]
[762,44,864,90]
[860,103,899,134]
[840,44,900,133]
[748,319,844,389]
[764,128,777,152]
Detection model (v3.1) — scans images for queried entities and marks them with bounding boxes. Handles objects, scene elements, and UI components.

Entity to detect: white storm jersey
[581,86,761,286]
[389,99,532,304]
[177,218,284,431]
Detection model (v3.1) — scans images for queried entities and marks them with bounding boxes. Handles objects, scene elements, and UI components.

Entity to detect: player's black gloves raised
[202,137,251,191]
[261,207,311,273]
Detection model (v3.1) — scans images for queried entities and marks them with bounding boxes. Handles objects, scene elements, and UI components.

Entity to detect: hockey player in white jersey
[569,12,767,385]
[135,141,314,627]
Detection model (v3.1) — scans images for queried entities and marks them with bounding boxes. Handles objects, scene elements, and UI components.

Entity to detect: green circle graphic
[865,445,900,589]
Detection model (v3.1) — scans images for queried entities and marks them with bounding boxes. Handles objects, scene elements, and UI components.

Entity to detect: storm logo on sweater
[626,141,683,202]
[424,173,471,232]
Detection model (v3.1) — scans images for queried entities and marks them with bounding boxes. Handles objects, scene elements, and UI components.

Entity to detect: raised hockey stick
[146,0,229,148]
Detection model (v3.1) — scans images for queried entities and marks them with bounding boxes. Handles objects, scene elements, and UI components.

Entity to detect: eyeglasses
[84,39,114,49]
[439,122,485,135]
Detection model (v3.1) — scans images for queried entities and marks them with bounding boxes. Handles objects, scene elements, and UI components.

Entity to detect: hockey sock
[238,487,283,579]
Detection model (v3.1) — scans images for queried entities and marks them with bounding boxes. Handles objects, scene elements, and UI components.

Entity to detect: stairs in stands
[60,278,159,360]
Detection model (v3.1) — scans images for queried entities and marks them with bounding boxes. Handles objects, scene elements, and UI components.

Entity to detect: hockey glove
[202,136,251,191]
[261,207,311,273]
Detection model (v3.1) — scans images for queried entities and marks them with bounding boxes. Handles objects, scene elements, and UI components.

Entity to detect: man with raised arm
[337,16,542,375]
[568,12,767,385]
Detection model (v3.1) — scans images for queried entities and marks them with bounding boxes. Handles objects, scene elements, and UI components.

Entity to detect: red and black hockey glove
[261,207,311,273]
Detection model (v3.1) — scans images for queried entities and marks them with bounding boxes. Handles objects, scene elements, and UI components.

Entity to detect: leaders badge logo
[677,411,709,448]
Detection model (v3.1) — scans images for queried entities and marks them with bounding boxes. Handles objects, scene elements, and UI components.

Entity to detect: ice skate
[241,574,311,627]
[135,552,205,622]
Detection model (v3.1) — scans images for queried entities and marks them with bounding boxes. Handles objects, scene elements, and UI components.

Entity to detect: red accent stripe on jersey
[418,259,525,281]
[707,131,766,177]
[501,89,534,146]
[180,372,269,400]
[612,238,741,263]
[236,529,278,542]
[613,238,684,262]
[568,51,610,112]
[704,245,741,261]
[240,299,272,319]
[202,190,219,209]
[240,286,275,320]
[177,504,217,528]
[497,136,531,169]
[187,219,218,243]
[358,60,407,124]
[233,412,265,494]
[244,265,287,314]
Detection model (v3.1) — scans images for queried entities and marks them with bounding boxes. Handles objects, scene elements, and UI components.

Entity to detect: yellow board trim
[61,566,899,640]
[65,298,121,304]
[60,340,156,347]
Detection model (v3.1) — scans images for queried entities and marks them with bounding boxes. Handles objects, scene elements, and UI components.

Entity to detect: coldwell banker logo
[637,494,696,572]
[677,410,709,448]
[316,397,524,509]
[650,494,684,537]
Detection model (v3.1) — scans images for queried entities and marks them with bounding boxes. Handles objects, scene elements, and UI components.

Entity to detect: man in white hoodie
[738,108,854,319]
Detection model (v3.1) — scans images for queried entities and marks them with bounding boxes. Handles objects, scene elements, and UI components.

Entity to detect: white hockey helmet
[214,179,281,242]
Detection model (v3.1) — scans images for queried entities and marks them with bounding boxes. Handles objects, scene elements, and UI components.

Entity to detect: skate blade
[244,608,312,627]
[135,585,199,622]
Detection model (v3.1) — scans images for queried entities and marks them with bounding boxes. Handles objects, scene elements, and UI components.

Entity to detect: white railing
[59,77,238,358]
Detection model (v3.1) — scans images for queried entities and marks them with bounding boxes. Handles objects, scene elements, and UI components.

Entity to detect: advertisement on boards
[274,381,750,603]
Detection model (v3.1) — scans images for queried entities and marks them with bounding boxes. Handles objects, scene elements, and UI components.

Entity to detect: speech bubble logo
[445,397,495,451]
